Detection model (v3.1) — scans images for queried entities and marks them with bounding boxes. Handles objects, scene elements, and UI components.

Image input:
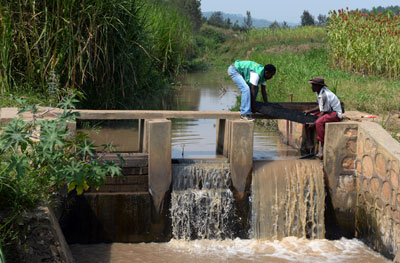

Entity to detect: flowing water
[171,163,235,240]
[72,70,391,263]
[252,160,325,240]
[70,238,390,263]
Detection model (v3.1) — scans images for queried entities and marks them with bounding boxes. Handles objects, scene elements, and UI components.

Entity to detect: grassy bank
[202,26,400,115]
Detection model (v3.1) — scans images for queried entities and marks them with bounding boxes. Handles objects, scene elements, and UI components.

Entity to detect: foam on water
[70,238,391,263]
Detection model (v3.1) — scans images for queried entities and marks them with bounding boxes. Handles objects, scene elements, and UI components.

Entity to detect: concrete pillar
[147,119,171,214]
[216,119,226,155]
[66,121,76,139]
[229,120,254,198]
[223,120,232,158]
[138,119,145,152]
[228,120,253,237]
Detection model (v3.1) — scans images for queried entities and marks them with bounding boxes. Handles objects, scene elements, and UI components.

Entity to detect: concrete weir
[278,118,400,259]
[60,118,257,243]
[2,107,399,260]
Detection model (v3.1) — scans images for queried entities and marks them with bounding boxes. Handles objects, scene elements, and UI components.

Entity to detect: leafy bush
[0,94,123,261]
[0,94,122,211]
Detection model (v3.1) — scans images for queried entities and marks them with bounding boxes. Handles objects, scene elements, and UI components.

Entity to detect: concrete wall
[14,207,75,263]
[354,122,400,259]
[279,119,400,258]
[277,120,317,154]
[324,122,359,237]
[323,121,400,259]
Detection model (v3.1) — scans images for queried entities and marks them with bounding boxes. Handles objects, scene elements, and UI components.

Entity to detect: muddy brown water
[70,238,390,263]
[73,71,391,262]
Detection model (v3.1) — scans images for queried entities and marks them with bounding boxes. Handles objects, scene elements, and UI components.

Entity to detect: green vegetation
[328,9,400,78]
[0,95,122,259]
[0,0,194,109]
[200,25,400,115]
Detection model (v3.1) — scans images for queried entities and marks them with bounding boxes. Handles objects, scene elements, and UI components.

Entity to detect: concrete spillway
[169,160,325,241]
[251,160,325,240]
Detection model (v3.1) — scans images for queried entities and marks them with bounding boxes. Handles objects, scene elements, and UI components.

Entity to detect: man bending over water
[228,60,276,121]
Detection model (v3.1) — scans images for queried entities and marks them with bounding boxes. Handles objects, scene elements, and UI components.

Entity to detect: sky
[200,0,400,23]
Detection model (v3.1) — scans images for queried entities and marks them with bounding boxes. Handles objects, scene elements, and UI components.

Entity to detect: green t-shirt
[233,60,266,86]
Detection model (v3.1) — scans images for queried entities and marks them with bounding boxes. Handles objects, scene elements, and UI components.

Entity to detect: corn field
[327,8,400,79]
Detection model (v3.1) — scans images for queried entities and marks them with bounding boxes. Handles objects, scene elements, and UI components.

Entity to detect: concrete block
[216,119,226,155]
[223,120,232,158]
[229,120,253,199]
[138,119,145,152]
[61,193,160,243]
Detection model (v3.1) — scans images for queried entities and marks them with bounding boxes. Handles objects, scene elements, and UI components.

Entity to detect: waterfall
[170,162,235,240]
[251,160,325,240]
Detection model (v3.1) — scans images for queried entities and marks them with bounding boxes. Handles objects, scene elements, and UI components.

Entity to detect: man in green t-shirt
[228,60,276,121]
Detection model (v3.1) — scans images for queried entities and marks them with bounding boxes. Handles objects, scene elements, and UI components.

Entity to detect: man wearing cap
[304,77,342,159]
[228,60,276,121]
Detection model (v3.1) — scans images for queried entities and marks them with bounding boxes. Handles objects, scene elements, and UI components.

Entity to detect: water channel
[72,70,390,263]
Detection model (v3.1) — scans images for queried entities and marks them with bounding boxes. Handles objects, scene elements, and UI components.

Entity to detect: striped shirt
[317,87,342,119]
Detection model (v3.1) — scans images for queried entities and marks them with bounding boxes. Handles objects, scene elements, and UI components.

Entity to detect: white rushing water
[170,163,235,240]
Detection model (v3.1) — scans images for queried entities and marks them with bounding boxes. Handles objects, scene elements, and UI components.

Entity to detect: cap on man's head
[308,77,327,87]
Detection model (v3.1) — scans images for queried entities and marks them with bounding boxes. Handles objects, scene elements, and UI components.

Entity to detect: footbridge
[71,102,318,210]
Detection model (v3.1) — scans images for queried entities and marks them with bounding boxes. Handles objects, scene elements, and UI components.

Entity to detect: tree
[317,14,327,26]
[301,10,315,26]
[282,21,289,29]
[208,11,225,28]
[168,0,202,31]
[226,18,232,29]
[232,20,241,31]
[243,10,253,30]
[268,21,280,30]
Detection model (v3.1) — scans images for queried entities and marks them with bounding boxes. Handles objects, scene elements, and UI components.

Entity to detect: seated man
[304,77,342,159]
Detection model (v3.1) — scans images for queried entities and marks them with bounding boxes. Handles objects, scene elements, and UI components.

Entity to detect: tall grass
[245,26,326,43]
[0,0,194,109]
[327,9,400,78]
[144,1,193,75]
[213,26,326,67]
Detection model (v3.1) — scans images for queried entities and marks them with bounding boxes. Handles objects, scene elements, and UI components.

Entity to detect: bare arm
[304,105,320,114]
[261,84,268,103]
[250,84,259,113]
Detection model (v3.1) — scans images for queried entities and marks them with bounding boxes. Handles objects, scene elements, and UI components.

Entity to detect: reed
[0,0,194,109]
[143,0,193,76]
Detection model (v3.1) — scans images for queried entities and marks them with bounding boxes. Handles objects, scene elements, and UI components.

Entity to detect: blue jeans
[228,65,251,115]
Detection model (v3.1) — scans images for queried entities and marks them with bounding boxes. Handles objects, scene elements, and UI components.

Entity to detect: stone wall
[323,122,359,237]
[354,122,400,259]
[324,121,400,259]
[12,207,75,263]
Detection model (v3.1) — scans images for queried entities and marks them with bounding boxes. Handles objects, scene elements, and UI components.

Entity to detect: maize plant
[327,8,400,79]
